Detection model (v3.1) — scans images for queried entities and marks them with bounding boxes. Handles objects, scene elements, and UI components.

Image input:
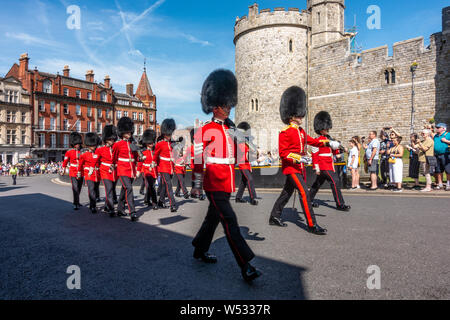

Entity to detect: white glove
[296,156,311,165]
[329,141,340,150]
[88,168,94,176]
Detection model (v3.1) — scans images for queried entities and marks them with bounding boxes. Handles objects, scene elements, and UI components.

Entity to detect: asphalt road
[0,174,449,300]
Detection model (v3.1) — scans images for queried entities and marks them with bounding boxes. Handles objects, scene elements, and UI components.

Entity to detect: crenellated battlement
[234,4,309,44]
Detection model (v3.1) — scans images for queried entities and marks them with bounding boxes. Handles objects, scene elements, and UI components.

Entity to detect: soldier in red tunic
[95,125,118,217]
[189,128,206,201]
[191,69,261,282]
[269,86,332,235]
[174,145,190,199]
[137,129,159,210]
[309,111,350,212]
[61,132,83,210]
[235,121,258,205]
[154,119,178,213]
[113,117,140,222]
[77,133,101,214]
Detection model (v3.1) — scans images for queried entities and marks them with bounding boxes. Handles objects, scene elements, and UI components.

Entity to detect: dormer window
[43,80,52,93]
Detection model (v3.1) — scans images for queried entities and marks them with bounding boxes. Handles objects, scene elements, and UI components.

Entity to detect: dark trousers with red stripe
[140,178,146,194]
[94,181,100,199]
[112,181,118,202]
[86,180,97,209]
[118,176,136,214]
[192,191,255,268]
[159,172,176,207]
[144,175,158,204]
[70,177,83,206]
[235,169,257,201]
[309,170,345,207]
[175,173,188,196]
[102,179,115,211]
[270,173,318,227]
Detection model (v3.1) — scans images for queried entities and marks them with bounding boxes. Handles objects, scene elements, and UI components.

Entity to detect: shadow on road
[0,193,307,300]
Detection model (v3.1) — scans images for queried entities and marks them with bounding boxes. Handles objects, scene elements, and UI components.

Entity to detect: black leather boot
[193,249,217,264]
[336,204,351,212]
[235,198,246,203]
[307,225,327,235]
[241,263,262,282]
[130,212,139,222]
[250,199,258,206]
[269,216,287,227]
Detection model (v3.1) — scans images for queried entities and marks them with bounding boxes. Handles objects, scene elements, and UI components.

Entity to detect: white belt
[84,167,99,171]
[143,163,155,167]
[175,164,185,167]
[319,153,333,157]
[118,158,135,162]
[101,162,113,167]
[160,156,173,161]
[206,157,235,165]
[70,164,78,167]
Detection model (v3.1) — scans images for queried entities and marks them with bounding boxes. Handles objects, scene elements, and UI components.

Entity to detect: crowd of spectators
[0,161,63,177]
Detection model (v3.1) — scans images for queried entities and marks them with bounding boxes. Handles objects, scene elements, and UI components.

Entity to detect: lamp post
[410,61,418,134]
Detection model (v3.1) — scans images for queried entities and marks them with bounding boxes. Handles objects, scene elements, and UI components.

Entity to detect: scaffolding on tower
[345,15,363,54]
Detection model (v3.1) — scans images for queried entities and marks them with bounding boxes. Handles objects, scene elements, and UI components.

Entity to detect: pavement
[0,174,449,300]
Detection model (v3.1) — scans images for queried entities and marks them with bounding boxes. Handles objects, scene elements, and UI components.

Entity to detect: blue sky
[0,0,447,127]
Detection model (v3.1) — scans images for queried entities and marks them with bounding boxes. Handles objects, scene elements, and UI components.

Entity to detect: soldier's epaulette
[204,120,211,125]
[281,125,291,132]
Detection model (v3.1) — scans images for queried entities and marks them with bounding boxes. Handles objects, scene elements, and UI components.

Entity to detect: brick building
[0,76,32,164]
[5,54,158,162]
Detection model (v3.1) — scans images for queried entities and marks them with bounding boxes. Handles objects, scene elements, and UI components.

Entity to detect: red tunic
[154,140,174,175]
[62,149,82,178]
[174,150,188,175]
[237,142,251,171]
[112,139,139,178]
[279,124,325,176]
[190,144,195,168]
[137,149,158,178]
[77,151,100,182]
[193,119,236,193]
[311,135,338,172]
[95,146,117,181]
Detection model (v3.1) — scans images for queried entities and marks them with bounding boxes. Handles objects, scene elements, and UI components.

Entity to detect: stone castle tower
[234,1,450,152]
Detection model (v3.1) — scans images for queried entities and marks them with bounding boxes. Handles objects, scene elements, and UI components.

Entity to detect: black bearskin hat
[69,132,82,147]
[280,86,307,125]
[201,69,238,114]
[117,117,134,137]
[161,119,176,136]
[85,132,100,147]
[102,125,118,142]
[314,111,333,135]
[237,121,251,131]
[142,129,156,145]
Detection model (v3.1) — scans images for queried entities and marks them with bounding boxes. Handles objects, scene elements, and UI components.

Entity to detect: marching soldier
[310,111,351,212]
[269,86,337,235]
[77,132,101,214]
[174,146,190,199]
[154,119,178,213]
[113,117,140,222]
[61,132,83,210]
[95,125,119,217]
[235,121,258,205]
[138,129,159,210]
[191,69,261,282]
[189,128,206,201]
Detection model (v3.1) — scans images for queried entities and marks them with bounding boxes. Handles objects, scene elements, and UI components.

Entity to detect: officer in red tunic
[309,111,350,212]
[95,125,118,217]
[174,146,190,199]
[191,69,261,282]
[154,119,178,213]
[137,129,159,210]
[269,86,331,235]
[112,117,140,222]
[61,132,83,210]
[189,128,206,201]
[77,132,101,214]
[235,121,258,205]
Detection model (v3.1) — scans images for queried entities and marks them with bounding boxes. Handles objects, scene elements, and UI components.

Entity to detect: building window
[150,102,154,109]
[97,109,102,118]
[87,92,92,100]
[97,122,102,134]
[87,121,92,132]
[87,107,92,117]
[63,104,69,114]
[384,70,390,84]
[63,134,69,148]
[106,109,111,119]
[149,114,153,122]
[50,101,56,113]
[76,121,81,132]
[21,112,26,123]
[39,133,45,148]
[21,130,26,144]
[39,117,45,130]
[6,110,15,123]
[251,99,254,112]
[116,110,122,120]
[391,70,396,84]
[6,129,16,144]
[50,118,56,130]
[50,134,56,148]
[139,113,143,121]
[124,111,128,117]
[76,105,81,116]
[63,88,69,96]
[39,100,45,112]
[384,69,396,84]
[289,39,293,53]
[255,99,259,112]
[101,92,107,102]
[317,12,321,25]
[132,112,137,121]
[43,80,52,93]
[63,119,69,131]
[76,90,81,99]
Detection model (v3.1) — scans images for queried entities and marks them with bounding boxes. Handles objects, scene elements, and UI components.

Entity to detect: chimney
[19,53,29,81]
[126,83,134,96]
[63,65,70,77]
[104,75,111,88]
[85,70,95,82]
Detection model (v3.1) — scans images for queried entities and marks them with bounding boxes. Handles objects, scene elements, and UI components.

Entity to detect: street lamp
[410,61,418,134]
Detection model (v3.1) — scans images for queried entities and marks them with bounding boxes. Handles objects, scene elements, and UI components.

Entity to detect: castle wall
[308,35,441,142]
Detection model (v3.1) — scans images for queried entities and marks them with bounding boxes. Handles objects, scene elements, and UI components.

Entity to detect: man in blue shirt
[433,123,450,190]
[364,131,380,190]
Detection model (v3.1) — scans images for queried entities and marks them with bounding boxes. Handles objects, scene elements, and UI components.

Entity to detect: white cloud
[5,32,62,48]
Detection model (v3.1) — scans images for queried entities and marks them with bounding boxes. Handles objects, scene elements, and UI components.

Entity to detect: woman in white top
[347,139,360,189]
[387,136,404,192]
